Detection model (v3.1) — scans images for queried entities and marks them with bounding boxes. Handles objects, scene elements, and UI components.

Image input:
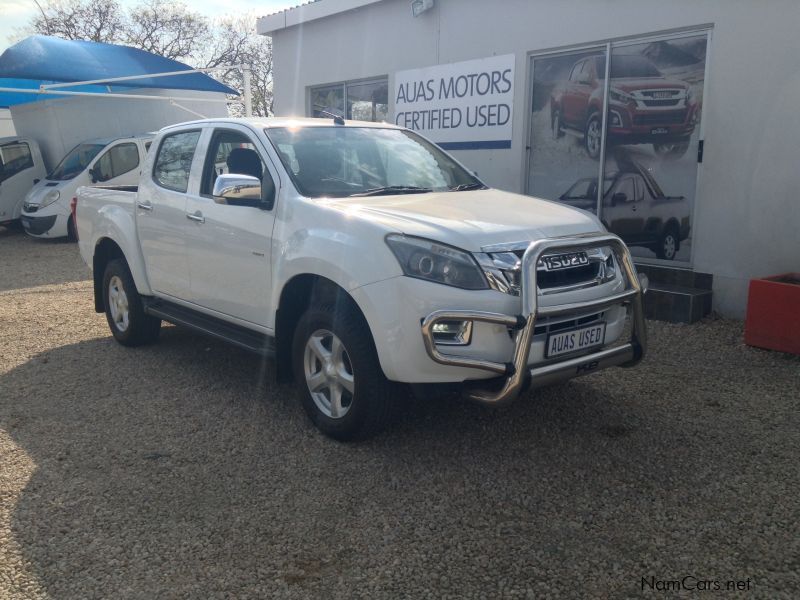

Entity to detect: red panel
[744,274,800,355]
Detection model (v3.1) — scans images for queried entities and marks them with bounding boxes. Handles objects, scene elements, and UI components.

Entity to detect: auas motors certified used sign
[394,54,515,150]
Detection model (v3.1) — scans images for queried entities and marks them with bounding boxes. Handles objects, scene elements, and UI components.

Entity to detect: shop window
[310,78,388,122]
[527,30,710,265]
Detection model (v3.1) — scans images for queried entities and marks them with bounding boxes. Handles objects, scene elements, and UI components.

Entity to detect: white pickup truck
[77,117,647,440]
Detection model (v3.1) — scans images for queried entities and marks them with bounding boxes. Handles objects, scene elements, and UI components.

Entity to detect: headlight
[39,189,60,208]
[608,88,633,104]
[385,234,488,290]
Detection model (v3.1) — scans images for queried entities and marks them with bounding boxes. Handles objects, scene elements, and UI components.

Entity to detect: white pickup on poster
[394,54,515,150]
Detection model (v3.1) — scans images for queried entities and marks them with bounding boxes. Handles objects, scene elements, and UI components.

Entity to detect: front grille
[633,110,687,126]
[478,248,611,296]
[641,99,681,107]
[533,311,605,336]
[537,263,601,289]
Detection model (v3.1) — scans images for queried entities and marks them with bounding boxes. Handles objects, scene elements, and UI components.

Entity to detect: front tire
[584,113,602,159]
[67,216,78,243]
[653,141,690,160]
[551,109,564,140]
[102,258,161,346]
[292,300,397,441]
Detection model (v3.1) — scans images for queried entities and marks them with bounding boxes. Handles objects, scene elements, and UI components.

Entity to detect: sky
[0,0,295,53]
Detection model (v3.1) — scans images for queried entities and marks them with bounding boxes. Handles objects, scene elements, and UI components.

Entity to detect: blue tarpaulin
[0,35,237,108]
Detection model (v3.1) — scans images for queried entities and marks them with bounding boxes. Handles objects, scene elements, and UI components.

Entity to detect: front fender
[269,223,402,330]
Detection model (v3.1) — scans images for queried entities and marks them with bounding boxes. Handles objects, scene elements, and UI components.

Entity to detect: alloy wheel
[108,275,130,332]
[303,329,355,419]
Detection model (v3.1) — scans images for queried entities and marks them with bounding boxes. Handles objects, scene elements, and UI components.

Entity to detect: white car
[21,133,153,240]
[0,136,46,226]
[76,117,647,440]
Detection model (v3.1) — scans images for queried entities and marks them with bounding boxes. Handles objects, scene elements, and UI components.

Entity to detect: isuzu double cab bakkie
[76,117,648,440]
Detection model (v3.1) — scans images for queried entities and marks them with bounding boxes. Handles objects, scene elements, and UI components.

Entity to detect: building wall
[268,0,800,317]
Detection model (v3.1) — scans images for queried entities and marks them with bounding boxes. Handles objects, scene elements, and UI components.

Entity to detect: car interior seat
[227,148,263,181]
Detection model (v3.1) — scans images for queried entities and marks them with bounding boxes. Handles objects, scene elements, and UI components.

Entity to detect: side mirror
[33,178,40,185]
[611,192,627,206]
[213,173,270,209]
[89,168,98,184]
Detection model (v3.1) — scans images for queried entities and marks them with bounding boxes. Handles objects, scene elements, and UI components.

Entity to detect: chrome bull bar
[420,232,647,405]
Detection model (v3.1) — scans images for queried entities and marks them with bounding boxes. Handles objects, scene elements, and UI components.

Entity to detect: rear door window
[153,130,201,193]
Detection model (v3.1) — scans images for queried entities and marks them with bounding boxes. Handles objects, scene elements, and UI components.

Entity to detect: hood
[322,189,603,251]
[610,77,689,92]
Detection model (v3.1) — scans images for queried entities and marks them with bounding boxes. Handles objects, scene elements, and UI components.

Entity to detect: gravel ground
[0,225,798,599]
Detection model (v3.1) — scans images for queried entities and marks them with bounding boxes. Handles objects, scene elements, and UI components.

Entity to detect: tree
[24,0,273,116]
[125,0,210,63]
[30,0,123,43]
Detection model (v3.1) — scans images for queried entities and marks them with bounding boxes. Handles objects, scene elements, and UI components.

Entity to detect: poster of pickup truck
[527,32,707,264]
[550,53,699,160]
[558,159,690,260]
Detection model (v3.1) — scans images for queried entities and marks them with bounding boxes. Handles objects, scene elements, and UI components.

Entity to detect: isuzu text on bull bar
[76,117,648,440]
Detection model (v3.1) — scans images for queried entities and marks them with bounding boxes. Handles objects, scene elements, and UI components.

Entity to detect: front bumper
[420,233,647,405]
[20,214,57,236]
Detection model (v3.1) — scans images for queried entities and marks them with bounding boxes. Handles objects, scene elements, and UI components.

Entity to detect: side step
[143,298,275,357]
[635,263,713,324]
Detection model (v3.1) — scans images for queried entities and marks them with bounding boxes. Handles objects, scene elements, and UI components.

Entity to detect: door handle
[137,201,153,211]
[186,211,205,223]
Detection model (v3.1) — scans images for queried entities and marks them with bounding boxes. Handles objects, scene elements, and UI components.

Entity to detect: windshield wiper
[449,182,487,192]
[349,186,432,197]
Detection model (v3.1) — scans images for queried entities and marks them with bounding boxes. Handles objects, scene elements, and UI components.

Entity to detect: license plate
[651,127,669,135]
[546,322,606,358]
[21,219,30,229]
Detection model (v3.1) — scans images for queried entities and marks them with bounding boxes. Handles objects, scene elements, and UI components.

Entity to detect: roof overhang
[257,0,385,36]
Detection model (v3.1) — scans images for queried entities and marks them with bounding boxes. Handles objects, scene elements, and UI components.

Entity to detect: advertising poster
[528,34,708,263]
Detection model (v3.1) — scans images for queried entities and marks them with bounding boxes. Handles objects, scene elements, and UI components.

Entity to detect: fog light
[432,320,472,345]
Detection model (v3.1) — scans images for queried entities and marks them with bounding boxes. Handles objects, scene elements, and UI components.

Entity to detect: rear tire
[291,299,397,441]
[655,226,680,260]
[102,258,161,346]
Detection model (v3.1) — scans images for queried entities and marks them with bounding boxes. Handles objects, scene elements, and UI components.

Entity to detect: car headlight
[385,234,488,290]
[39,189,60,208]
[608,88,633,104]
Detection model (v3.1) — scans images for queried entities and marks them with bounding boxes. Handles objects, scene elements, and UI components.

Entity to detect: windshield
[597,55,662,78]
[48,143,105,181]
[265,126,483,198]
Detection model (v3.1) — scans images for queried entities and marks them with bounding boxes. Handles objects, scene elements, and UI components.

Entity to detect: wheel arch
[92,238,127,312]
[274,274,376,383]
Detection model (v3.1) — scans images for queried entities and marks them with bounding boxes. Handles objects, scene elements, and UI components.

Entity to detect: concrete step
[635,263,713,290]
[644,282,713,324]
